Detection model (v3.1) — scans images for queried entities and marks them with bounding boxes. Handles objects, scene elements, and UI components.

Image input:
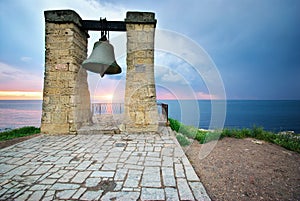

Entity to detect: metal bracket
[81,20,126,31]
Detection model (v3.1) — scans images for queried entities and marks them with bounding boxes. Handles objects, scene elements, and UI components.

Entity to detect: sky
[0,0,299,100]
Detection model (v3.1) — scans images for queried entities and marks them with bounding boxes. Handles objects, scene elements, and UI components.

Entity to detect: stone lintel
[125,12,157,26]
[44,10,82,28]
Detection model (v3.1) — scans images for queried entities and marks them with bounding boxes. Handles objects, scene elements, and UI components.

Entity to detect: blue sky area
[0,0,299,100]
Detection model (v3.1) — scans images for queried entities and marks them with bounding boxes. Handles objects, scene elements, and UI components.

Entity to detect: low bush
[169,118,180,132]
[0,126,40,141]
[179,124,198,139]
[169,118,300,153]
[176,134,190,146]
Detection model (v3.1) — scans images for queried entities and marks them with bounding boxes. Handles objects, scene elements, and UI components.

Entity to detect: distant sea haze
[0,100,299,133]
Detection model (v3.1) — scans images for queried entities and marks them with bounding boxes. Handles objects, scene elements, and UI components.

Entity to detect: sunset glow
[0,91,42,100]
[91,94,115,102]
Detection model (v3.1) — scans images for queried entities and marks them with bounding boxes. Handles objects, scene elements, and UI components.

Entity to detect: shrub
[169,119,300,153]
[250,126,264,138]
[195,130,221,144]
[274,134,300,153]
[176,134,190,146]
[204,131,222,143]
[169,118,180,132]
[195,130,206,144]
[179,124,198,139]
[0,126,40,141]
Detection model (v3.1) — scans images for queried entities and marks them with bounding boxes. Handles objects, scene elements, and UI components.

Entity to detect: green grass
[176,134,191,146]
[169,118,300,153]
[0,127,40,141]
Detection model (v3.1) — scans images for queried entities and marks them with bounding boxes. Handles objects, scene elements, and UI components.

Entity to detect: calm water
[0,100,299,133]
[161,100,300,133]
[0,100,42,131]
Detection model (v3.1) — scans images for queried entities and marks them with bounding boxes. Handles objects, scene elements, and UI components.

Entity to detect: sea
[0,100,299,133]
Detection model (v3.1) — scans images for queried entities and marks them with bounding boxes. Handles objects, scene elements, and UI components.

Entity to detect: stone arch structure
[41,10,158,134]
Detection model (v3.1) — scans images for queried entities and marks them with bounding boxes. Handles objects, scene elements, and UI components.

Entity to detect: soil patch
[0,134,40,149]
[185,137,300,201]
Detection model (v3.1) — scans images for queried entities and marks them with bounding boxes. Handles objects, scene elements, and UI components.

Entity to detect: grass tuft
[0,127,40,141]
[169,118,300,153]
[176,134,191,146]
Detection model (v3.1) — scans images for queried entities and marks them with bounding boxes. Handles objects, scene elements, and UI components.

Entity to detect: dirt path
[185,137,300,201]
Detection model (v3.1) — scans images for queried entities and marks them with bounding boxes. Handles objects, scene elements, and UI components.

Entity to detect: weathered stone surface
[124,12,159,132]
[141,187,165,201]
[42,10,91,134]
[0,127,211,200]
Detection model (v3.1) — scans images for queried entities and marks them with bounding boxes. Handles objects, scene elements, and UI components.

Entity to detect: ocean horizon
[0,100,299,133]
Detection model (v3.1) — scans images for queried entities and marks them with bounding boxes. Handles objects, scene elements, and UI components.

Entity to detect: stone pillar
[41,10,92,134]
[124,12,159,132]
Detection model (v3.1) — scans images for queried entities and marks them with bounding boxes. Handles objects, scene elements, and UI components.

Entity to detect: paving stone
[101,191,140,201]
[72,187,87,199]
[57,170,78,182]
[80,190,103,200]
[0,132,211,200]
[91,171,115,178]
[185,166,200,182]
[175,163,185,178]
[177,178,194,200]
[32,165,53,175]
[56,189,77,199]
[114,181,123,191]
[165,187,180,201]
[88,163,102,170]
[124,170,142,188]
[104,157,119,163]
[71,171,91,183]
[141,167,161,187]
[162,147,174,156]
[114,168,128,181]
[75,161,92,170]
[154,146,162,152]
[27,190,45,201]
[162,156,174,167]
[122,187,134,191]
[48,170,68,179]
[85,177,101,187]
[125,156,140,164]
[141,188,165,201]
[147,152,160,157]
[14,191,32,201]
[101,163,117,170]
[189,181,211,201]
[124,164,144,170]
[55,156,73,164]
[6,166,28,176]
[29,184,50,191]
[39,178,57,185]
[12,186,30,198]
[50,183,80,190]
[43,190,55,201]
[162,167,176,187]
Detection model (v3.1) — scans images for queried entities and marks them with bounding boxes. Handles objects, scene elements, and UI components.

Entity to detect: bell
[82,39,122,77]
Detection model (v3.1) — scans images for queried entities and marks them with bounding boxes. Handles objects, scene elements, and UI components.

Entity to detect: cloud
[161,70,184,84]
[20,57,32,62]
[0,62,43,91]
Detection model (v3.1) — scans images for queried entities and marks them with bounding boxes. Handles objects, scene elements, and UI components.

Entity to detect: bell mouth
[81,39,122,77]
[103,62,122,75]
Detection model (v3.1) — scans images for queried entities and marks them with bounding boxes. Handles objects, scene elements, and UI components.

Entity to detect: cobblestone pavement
[0,127,210,200]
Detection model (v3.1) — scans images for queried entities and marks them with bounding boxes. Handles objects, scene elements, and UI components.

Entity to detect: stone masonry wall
[124,12,159,132]
[41,10,92,134]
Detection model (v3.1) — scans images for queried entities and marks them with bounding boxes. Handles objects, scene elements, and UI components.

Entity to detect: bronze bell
[82,38,122,77]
